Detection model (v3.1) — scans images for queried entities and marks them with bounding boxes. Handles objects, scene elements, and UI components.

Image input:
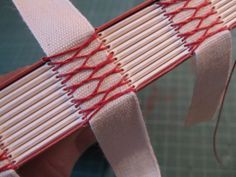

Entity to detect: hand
[18,127,96,177]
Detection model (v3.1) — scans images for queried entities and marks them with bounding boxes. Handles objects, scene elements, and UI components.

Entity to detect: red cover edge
[0,60,45,90]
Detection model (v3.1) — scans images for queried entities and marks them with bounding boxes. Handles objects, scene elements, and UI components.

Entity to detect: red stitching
[0,149,15,172]
[0,150,8,161]
[43,33,134,122]
[159,0,227,53]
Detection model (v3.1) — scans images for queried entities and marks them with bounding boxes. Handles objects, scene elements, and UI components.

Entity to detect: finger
[18,127,96,177]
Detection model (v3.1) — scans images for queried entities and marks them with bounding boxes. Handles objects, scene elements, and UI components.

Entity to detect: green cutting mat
[0,0,236,177]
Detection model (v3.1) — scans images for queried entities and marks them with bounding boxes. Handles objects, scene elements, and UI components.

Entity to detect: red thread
[0,150,8,161]
[0,149,15,172]
[43,33,134,122]
[159,0,227,53]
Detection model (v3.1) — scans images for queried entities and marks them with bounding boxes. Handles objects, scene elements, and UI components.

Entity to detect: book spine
[1,0,235,171]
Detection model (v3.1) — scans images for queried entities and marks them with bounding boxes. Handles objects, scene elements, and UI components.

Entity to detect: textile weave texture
[0,170,19,177]
[0,0,236,177]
